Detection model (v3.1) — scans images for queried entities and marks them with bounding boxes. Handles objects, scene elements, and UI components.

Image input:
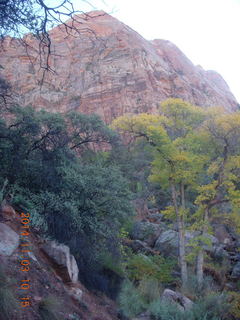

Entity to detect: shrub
[127,253,175,284]
[38,296,62,320]
[190,293,229,320]
[149,293,229,320]
[149,300,184,320]
[118,280,146,318]
[138,277,162,304]
[181,274,216,300]
[228,291,240,319]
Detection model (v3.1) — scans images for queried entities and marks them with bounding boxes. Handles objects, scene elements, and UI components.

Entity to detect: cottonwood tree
[192,111,240,287]
[113,98,206,287]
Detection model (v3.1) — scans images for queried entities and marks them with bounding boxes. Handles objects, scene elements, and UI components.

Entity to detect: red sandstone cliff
[0,11,238,123]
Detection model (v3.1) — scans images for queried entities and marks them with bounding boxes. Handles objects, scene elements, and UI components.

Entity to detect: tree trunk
[171,182,188,287]
[196,207,209,288]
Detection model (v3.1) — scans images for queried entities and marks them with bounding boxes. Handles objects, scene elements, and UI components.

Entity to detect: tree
[0,105,134,293]
[0,1,105,71]
[193,111,240,287]
[113,98,206,287]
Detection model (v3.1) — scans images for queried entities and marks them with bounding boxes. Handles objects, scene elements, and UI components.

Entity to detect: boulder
[41,241,79,283]
[154,230,178,255]
[231,261,240,278]
[161,289,193,311]
[0,203,16,221]
[0,223,19,256]
[154,229,219,256]
[213,224,233,245]
[212,244,229,260]
[130,221,163,246]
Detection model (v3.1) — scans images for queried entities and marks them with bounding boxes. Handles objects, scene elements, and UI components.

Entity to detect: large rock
[0,11,237,125]
[154,230,219,256]
[0,203,16,221]
[130,221,163,246]
[0,223,19,256]
[154,230,178,255]
[161,289,193,311]
[213,224,233,246]
[41,241,79,283]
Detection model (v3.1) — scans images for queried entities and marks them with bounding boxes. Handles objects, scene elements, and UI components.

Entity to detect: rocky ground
[0,203,119,320]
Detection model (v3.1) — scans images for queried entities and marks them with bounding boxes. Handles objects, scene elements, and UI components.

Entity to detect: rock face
[0,11,238,123]
[41,241,79,283]
[0,223,19,256]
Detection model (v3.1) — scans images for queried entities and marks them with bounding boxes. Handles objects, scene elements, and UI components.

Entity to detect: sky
[74,0,240,102]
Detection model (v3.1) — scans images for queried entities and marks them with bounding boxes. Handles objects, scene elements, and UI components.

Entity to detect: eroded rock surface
[0,11,238,124]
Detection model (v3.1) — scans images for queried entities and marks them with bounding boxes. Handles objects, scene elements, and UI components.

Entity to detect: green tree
[113,98,206,287]
[192,111,240,287]
[0,105,134,293]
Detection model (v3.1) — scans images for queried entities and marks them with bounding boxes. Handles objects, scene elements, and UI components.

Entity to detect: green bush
[127,253,175,284]
[149,300,184,320]
[149,293,229,320]
[118,280,146,318]
[138,277,162,304]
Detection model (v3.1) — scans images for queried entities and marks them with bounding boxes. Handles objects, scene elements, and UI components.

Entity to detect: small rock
[68,287,83,303]
[0,223,19,256]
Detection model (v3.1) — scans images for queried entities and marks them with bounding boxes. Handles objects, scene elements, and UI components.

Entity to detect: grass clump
[38,295,62,320]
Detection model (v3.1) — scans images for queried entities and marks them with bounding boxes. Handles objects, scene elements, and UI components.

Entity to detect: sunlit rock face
[0,10,238,123]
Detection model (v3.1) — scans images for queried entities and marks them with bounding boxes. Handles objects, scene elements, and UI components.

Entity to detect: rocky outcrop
[41,241,79,283]
[0,223,19,255]
[154,230,220,256]
[0,11,238,124]
[0,217,119,320]
[130,221,163,246]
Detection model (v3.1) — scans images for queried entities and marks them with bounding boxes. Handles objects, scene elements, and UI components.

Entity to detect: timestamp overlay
[19,212,31,308]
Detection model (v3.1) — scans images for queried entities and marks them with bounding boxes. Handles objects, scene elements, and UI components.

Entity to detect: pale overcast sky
[76,0,240,102]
